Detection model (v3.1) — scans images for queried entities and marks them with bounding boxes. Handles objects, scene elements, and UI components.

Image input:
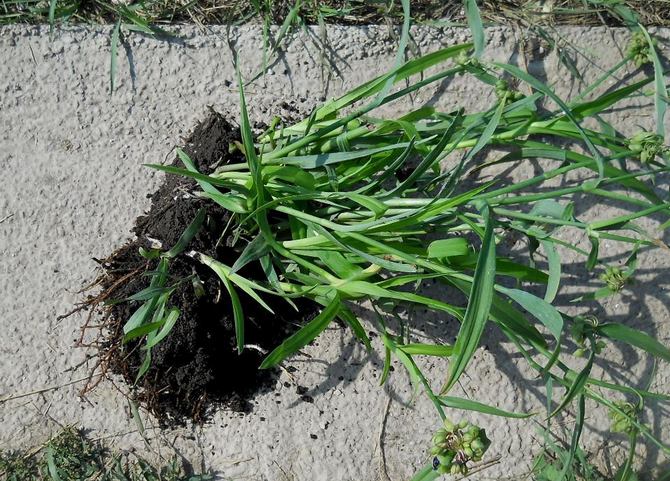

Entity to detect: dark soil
[94,109,316,424]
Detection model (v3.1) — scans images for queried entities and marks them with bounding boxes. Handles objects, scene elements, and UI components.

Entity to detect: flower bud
[437,453,450,465]
[432,431,447,445]
[471,439,484,451]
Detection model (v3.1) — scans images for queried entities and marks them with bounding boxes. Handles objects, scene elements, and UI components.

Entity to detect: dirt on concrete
[91,110,316,424]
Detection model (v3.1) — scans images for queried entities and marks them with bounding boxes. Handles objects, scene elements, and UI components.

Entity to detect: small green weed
[0,427,212,481]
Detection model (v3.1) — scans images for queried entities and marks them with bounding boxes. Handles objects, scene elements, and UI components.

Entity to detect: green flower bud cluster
[609,401,638,434]
[628,131,668,164]
[495,79,524,105]
[455,51,481,69]
[571,315,606,358]
[627,31,655,68]
[600,266,627,292]
[430,418,490,476]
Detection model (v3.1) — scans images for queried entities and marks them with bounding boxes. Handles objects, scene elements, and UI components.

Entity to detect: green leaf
[136,350,152,382]
[45,446,62,481]
[201,191,249,214]
[598,323,670,363]
[221,273,245,354]
[556,394,586,481]
[145,163,250,194]
[174,149,250,213]
[163,208,206,258]
[438,395,533,418]
[348,193,388,219]
[110,19,121,94]
[260,294,341,369]
[500,287,563,340]
[464,0,485,58]
[494,62,605,178]
[552,348,594,418]
[145,308,180,348]
[231,234,271,273]
[427,237,469,259]
[198,254,276,314]
[317,250,362,279]
[542,240,561,303]
[640,27,667,139]
[399,343,453,357]
[126,286,173,302]
[48,0,57,37]
[338,306,372,350]
[123,320,164,343]
[442,205,496,393]
[123,301,153,335]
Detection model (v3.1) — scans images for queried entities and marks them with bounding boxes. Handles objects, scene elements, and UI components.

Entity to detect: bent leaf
[260,294,341,369]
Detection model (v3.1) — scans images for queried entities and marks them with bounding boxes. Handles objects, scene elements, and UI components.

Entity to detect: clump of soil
[89,110,316,424]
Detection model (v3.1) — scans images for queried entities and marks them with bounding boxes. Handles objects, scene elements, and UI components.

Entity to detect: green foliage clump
[628,131,668,164]
[0,427,212,481]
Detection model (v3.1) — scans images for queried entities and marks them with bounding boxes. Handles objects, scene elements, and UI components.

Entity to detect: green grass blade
[163,208,206,258]
[427,238,470,259]
[500,287,563,340]
[541,240,561,303]
[123,320,164,343]
[494,62,605,178]
[231,234,271,273]
[598,323,670,363]
[438,395,533,418]
[552,349,594,418]
[221,273,245,354]
[399,343,453,357]
[48,0,57,37]
[556,394,586,481]
[338,306,372,350]
[110,19,121,94]
[572,77,653,119]
[640,27,668,138]
[442,205,495,394]
[145,308,180,348]
[260,293,341,369]
[464,0,484,58]
[145,163,251,195]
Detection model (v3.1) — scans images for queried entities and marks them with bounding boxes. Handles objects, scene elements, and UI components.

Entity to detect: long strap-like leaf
[441,205,496,393]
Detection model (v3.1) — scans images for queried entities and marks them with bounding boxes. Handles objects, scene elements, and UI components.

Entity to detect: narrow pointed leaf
[442,206,496,394]
[260,294,341,369]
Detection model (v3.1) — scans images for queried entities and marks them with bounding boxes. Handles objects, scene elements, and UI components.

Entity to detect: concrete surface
[1,24,669,480]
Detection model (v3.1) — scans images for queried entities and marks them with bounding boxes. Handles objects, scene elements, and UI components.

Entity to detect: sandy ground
[1,24,669,480]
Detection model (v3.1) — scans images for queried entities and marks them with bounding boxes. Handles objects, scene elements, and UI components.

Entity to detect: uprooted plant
[107,20,670,480]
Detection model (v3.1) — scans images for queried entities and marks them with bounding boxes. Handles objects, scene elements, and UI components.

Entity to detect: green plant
[106,4,670,479]
[0,427,212,481]
[117,207,206,381]
[429,418,490,475]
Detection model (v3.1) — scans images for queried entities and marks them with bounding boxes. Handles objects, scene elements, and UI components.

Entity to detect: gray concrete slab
[1,24,669,479]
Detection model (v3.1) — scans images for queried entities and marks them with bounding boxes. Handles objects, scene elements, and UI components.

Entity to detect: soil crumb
[92,109,316,425]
